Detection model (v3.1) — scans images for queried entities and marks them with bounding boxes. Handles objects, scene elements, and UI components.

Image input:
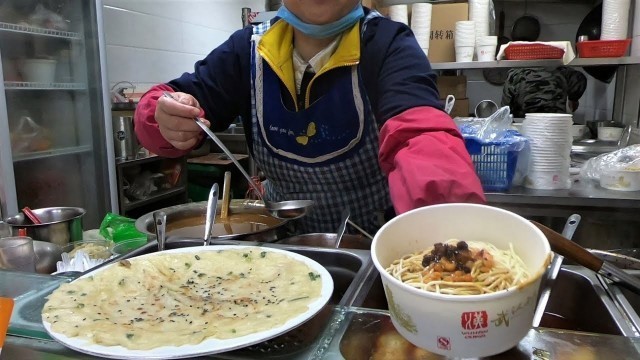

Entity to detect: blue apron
[249,16,390,234]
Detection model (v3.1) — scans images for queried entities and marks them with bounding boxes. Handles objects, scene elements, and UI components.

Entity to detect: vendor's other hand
[155,92,211,150]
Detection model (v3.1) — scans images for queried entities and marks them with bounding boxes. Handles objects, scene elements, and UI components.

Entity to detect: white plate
[42,245,334,359]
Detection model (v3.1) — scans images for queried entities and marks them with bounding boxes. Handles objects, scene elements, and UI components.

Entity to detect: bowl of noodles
[371,203,551,358]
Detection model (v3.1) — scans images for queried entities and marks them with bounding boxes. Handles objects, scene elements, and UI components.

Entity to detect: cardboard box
[429,3,469,63]
[446,98,471,118]
[436,75,467,100]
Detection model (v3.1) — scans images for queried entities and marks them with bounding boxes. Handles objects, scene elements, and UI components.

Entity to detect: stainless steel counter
[487,181,640,209]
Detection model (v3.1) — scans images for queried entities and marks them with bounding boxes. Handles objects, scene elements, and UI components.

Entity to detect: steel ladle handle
[161,91,264,199]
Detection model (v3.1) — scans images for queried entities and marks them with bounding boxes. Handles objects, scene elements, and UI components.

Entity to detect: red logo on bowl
[461,311,488,330]
[437,336,451,350]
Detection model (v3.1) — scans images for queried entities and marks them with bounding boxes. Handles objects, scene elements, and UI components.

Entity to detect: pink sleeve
[378,106,486,214]
[133,84,203,158]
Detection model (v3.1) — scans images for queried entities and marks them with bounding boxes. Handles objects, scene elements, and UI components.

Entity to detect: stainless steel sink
[357,265,639,336]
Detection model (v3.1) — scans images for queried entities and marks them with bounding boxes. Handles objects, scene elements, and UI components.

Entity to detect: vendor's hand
[155,92,211,150]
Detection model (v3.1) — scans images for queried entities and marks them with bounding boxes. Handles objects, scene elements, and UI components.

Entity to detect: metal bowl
[33,240,63,274]
[4,207,85,246]
[135,200,288,242]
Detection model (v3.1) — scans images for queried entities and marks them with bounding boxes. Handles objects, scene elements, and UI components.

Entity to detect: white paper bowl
[371,204,551,358]
[600,169,640,191]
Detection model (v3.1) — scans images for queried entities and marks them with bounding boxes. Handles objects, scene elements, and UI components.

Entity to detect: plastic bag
[99,213,146,242]
[580,144,640,181]
[455,106,513,143]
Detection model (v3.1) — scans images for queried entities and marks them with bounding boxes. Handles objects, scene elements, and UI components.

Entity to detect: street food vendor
[134,0,485,234]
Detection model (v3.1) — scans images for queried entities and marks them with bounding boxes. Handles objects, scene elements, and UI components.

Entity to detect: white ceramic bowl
[371,203,551,358]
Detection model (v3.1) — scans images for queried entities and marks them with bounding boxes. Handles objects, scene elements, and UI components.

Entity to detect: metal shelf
[4,82,87,90]
[123,186,187,211]
[431,56,640,70]
[0,21,82,40]
[13,145,92,162]
[116,155,160,167]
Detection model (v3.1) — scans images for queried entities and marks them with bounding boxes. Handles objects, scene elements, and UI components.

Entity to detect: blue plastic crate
[464,136,521,192]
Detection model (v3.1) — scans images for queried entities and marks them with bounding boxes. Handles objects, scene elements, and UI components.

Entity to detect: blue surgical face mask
[276,4,364,39]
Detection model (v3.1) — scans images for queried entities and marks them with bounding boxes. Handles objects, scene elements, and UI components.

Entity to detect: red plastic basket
[504,43,565,60]
[577,39,631,58]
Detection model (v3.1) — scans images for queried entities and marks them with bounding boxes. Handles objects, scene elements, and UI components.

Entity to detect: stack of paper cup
[389,5,409,26]
[522,113,573,190]
[469,0,490,40]
[476,36,498,61]
[411,3,432,56]
[601,0,631,40]
[455,21,476,62]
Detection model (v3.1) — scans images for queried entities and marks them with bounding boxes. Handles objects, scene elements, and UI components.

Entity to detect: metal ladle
[153,211,166,252]
[162,92,314,220]
[203,183,219,246]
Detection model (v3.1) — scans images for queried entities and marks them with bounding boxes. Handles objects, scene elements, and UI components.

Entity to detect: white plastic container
[371,204,551,358]
[600,169,640,191]
[597,126,624,141]
[476,35,498,61]
[22,59,57,83]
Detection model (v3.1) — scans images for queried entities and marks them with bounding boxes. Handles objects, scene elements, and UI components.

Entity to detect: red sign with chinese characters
[461,311,489,330]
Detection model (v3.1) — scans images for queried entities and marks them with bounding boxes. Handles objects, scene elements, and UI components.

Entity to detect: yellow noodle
[386,240,530,295]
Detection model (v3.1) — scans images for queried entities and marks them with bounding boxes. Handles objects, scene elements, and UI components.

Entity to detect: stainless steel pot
[135,200,288,242]
[4,207,85,246]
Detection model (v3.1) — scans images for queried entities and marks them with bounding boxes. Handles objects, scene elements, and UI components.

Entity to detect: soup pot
[5,207,85,246]
[371,203,551,358]
[135,200,288,242]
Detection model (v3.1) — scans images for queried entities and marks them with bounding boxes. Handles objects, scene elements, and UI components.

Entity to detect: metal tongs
[203,183,219,246]
[532,214,580,327]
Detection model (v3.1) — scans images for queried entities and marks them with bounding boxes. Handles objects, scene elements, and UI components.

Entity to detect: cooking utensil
[135,200,287,242]
[162,92,314,220]
[204,183,219,246]
[444,95,455,115]
[153,211,166,252]
[4,207,85,246]
[347,219,373,240]
[482,9,510,85]
[589,249,640,270]
[22,207,42,224]
[511,0,540,42]
[474,100,499,118]
[33,240,63,274]
[221,171,232,219]
[531,221,640,295]
[532,214,581,327]
[334,209,350,249]
[575,3,618,83]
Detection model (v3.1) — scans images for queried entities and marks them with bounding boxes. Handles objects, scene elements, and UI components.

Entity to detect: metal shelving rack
[4,81,86,90]
[431,56,640,70]
[0,21,82,40]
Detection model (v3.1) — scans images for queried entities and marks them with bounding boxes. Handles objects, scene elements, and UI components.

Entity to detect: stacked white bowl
[469,0,490,40]
[521,113,573,190]
[411,3,432,56]
[476,35,498,61]
[601,0,631,40]
[389,5,409,26]
[455,20,476,62]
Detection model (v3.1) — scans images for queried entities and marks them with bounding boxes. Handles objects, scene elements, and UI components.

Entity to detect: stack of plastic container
[521,113,573,189]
